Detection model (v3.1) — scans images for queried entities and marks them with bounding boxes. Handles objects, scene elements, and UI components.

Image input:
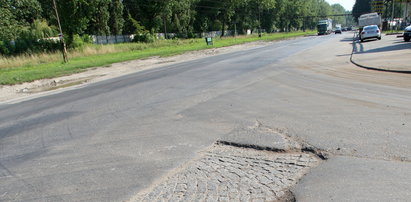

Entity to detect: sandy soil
[0,40,276,104]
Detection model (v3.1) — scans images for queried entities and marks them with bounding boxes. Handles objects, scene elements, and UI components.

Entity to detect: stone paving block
[131,144,321,201]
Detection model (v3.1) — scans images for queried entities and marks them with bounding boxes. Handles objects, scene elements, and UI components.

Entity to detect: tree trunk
[221,14,226,37]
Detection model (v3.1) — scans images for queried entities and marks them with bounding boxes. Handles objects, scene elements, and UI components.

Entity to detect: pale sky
[325,0,356,11]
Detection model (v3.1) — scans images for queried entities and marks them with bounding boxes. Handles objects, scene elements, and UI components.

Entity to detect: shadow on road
[354,41,411,54]
[340,37,356,42]
[353,42,365,53]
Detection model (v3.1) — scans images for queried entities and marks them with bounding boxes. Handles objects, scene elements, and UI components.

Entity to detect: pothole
[131,144,321,202]
[130,123,326,201]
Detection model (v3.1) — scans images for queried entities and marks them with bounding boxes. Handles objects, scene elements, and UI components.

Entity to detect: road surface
[1,32,410,201]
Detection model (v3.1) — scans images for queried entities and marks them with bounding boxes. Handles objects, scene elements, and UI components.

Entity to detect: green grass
[0,31,315,85]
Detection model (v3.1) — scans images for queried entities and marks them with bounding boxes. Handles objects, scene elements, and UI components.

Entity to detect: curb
[350,33,411,74]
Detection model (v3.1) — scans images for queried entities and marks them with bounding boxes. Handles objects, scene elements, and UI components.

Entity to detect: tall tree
[87,0,111,35]
[10,0,43,24]
[54,0,91,42]
[108,0,124,35]
[0,0,43,40]
[352,0,372,21]
[123,0,170,33]
[331,4,347,25]
[0,1,20,40]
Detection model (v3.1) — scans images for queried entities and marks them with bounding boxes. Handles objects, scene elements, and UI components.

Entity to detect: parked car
[360,25,381,42]
[403,25,411,42]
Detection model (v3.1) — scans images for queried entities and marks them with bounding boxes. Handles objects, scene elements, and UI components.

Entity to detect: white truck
[358,13,382,28]
[317,19,333,35]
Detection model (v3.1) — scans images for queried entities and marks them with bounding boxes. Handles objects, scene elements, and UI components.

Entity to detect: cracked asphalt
[1,32,411,201]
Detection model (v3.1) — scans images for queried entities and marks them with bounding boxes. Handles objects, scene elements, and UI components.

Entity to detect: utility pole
[53,0,68,63]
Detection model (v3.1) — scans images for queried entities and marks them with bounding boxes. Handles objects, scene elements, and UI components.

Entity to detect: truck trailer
[358,13,382,28]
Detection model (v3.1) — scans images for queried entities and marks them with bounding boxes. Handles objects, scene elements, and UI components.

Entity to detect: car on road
[403,25,411,42]
[335,27,342,34]
[360,25,381,42]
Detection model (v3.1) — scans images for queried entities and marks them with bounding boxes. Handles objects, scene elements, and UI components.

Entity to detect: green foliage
[81,35,93,43]
[55,0,90,37]
[331,4,347,25]
[67,34,85,49]
[0,41,12,55]
[132,33,156,43]
[0,7,21,40]
[352,0,372,22]
[0,0,43,41]
[0,19,60,55]
[109,0,125,35]
[87,0,111,35]
[21,19,58,40]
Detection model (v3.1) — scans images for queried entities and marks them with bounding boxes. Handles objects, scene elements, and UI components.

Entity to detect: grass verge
[0,31,315,85]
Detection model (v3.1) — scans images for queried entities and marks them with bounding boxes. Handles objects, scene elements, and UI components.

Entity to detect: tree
[108,0,124,35]
[0,0,45,41]
[87,0,111,35]
[10,0,43,24]
[0,1,21,40]
[123,0,171,33]
[331,4,347,25]
[352,0,371,22]
[54,0,90,43]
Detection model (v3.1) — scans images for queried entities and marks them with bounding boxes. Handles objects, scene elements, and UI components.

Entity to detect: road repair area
[1,32,410,201]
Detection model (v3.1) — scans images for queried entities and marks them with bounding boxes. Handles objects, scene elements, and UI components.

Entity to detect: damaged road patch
[130,124,324,201]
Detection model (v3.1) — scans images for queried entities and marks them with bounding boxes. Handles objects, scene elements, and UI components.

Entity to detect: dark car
[404,25,411,42]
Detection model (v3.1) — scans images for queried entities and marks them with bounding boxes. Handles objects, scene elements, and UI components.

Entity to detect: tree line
[0,0,350,55]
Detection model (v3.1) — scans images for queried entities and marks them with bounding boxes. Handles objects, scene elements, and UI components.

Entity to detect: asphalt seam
[350,33,411,74]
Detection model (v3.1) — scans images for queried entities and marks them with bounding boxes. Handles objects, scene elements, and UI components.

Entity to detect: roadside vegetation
[0,31,314,85]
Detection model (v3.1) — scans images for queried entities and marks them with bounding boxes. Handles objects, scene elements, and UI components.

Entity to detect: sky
[325,0,356,11]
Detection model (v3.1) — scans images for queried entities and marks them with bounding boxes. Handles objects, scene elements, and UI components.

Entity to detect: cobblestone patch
[131,144,321,202]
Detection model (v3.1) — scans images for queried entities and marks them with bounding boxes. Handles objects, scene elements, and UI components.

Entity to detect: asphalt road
[1,32,410,201]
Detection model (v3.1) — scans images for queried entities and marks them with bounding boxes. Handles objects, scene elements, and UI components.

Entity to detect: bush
[65,34,85,49]
[71,34,85,49]
[187,32,198,39]
[81,35,93,44]
[36,39,60,53]
[133,32,155,43]
[0,41,11,55]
